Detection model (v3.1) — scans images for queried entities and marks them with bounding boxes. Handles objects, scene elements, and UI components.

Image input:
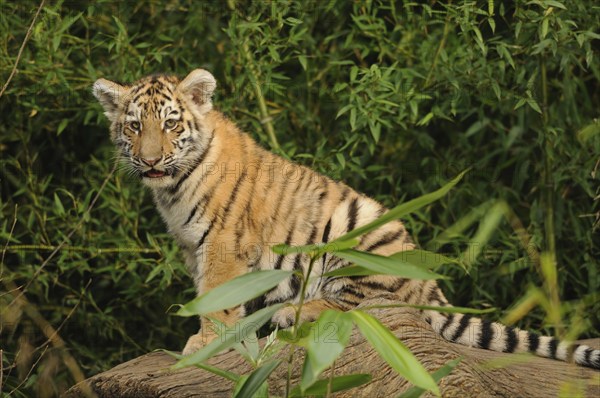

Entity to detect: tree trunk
[65,297,600,397]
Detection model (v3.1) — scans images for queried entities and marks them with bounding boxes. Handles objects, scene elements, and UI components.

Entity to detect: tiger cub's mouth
[143,169,167,178]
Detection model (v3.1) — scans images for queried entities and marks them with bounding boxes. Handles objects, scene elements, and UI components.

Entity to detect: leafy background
[0,0,598,396]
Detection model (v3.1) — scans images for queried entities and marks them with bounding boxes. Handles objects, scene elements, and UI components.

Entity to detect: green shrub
[1,0,598,395]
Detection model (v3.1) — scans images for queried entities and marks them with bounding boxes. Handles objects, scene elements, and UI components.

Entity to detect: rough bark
[65,297,600,398]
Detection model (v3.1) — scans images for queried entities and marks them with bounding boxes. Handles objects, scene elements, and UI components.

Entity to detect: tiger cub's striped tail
[425,310,600,369]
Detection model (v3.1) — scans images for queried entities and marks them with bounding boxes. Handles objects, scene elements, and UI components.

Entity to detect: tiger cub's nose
[141,157,161,167]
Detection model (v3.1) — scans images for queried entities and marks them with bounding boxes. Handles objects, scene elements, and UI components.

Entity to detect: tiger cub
[93,69,599,369]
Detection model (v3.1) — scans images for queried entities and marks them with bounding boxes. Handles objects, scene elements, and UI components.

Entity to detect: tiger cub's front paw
[182,332,215,355]
[271,306,298,329]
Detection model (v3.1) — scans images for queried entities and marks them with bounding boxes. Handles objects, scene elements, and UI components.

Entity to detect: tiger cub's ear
[177,69,217,114]
[93,78,127,122]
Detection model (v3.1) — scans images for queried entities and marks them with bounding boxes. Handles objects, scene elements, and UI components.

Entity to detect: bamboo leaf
[300,310,353,391]
[350,310,440,396]
[271,239,359,256]
[290,374,372,397]
[172,304,284,369]
[334,171,467,242]
[398,358,462,398]
[333,249,446,280]
[176,271,293,316]
[233,360,281,398]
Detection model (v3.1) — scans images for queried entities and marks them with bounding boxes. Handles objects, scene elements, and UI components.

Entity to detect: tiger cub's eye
[129,121,141,131]
[164,119,177,129]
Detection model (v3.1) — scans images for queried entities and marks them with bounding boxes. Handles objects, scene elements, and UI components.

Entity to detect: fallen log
[65,297,600,397]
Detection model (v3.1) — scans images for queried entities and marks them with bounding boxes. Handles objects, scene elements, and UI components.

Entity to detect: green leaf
[333,249,445,280]
[172,304,284,369]
[271,238,359,256]
[300,310,352,391]
[176,271,293,316]
[576,121,600,143]
[144,263,163,283]
[161,350,241,382]
[57,119,69,135]
[350,310,440,396]
[323,265,378,277]
[361,303,496,315]
[233,360,281,398]
[398,358,462,398]
[334,171,467,242]
[336,152,346,168]
[53,193,65,216]
[541,18,549,39]
[389,250,460,270]
[298,55,307,71]
[290,374,372,397]
[461,201,507,267]
[286,17,303,25]
[194,363,240,382]
[416,112,434,126]
[544,0,566,9]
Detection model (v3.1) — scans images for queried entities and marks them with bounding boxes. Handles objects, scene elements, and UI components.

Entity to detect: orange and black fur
[93,69,599,369]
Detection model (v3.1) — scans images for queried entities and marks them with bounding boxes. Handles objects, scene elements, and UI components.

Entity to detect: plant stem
[240,40,281,153]
[540,57,556,259]
[326,359,336,397]
[0,0,46,98]
[540,56,562,336]
[424,0,453,88]
[285,255,318,397]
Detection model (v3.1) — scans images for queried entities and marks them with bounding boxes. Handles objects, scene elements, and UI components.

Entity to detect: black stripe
[325,257,346,272]
[274,229,294,270]
[289,256,302,299]
[478,320,493,349]
[337,296,360,307]
[347,198,359,232]
[339,186,350,202]
[133,92,145,103]
[183,181,219,227]
[548,337,558,359]
[352,279,387,290]
[220,169,248,227]
[503,326,518,353]
[390,278,409,291]
[365,229,404,252]
[294,168,307,193]
[244,294,266,317]
[320,218,332,267]
[567,344,580,363]
[340,285,365,299]
[184,202,200,226]
[131,84,144,95]
[197,221,214,249]
[319,187,328,202]
[450,314,472,342]
[440,314,455,337]
[528,333,540,353]
[583,347,593,365]
[427,287,441,303]
[168,133,214,196]
[269,176,290,224]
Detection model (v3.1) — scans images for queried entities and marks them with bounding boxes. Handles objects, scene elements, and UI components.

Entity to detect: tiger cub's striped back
[93,69,600,369]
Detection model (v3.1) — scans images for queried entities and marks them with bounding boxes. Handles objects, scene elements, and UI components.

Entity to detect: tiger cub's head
[93,69,216,187]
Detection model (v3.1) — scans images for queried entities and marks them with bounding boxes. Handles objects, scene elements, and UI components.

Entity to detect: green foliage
[176,270,294,316]
[0,0,598,396]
